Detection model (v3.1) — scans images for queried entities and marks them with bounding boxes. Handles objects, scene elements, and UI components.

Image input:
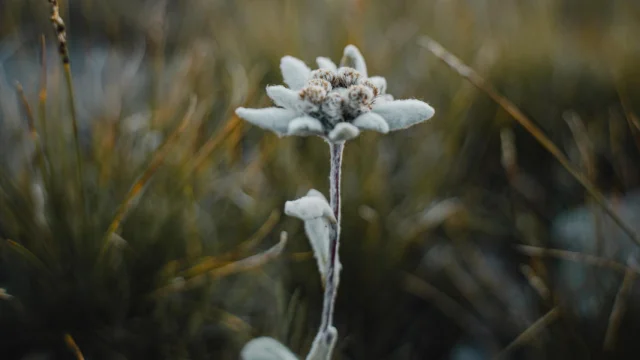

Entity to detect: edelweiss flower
[236,45,435,142]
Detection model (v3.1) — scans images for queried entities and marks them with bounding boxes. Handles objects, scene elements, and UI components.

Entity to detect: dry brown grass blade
[603,266,636,351]
[64,333,85,360]
[178,209,281,278]
[101,96,198,256]
[235,209,281,254]
[564,111,605,255]
[419,36,640,248]
[563,112,596,182]
[37,34,51,188]
[154,232,288,296]
[3,239,49,274]
[190,114,241,174]
[15,83,37,138]
[211,307,252,333]
[617,88,640,152]
[495,307,560,359]
[516,245,639,275]
[15,82,47,178]
[38,34,47,139]
[519,264,551,302]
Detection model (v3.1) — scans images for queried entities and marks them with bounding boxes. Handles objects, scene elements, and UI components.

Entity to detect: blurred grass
[1,0,640,359]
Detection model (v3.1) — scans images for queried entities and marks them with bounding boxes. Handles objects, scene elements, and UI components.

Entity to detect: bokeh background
[1,0,640,359]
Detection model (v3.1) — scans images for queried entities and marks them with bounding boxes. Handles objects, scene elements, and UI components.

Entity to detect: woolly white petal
[306,327,338,360]
[372,99,435,131]
[316,57,337,71]
[352,112,389,134]
[236,107,297,135]
[285,195,337,223]
[280,56,311,90]
[328,122,360,142]
[368,76,387,94]
[342,45,367,77]
[266,85,303,110]
[287,116,324,136]
[241,337,298,360]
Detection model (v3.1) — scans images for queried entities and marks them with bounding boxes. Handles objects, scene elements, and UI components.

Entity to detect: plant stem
[320,142,344,333]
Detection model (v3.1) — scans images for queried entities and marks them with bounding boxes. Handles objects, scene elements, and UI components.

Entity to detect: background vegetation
[1,0,639,359]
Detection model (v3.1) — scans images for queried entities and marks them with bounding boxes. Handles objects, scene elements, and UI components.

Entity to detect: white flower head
[236,45,435,142]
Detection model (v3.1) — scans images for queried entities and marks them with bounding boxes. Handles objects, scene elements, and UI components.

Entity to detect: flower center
[298,67,380,129]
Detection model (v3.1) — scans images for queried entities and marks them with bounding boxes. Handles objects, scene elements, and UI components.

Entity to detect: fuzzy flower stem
[320,142,344,334]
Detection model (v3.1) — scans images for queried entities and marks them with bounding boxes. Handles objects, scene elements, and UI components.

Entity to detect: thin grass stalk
[38,34,49,158]
[153,232,287,296]
[46,0,85,208]
[603,266,636,350]
[64,333,85,360]
[495,307,560,359]
[15,83,47,179]
[190,115,241,174]
[516,245,639,275]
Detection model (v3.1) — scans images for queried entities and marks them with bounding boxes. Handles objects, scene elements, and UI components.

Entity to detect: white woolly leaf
[304,217,330,282]
[352,112,389,134]
[235,107,297,135]
[316,57,337,71]
[372,99,435,131]
[241,337,299,360]
[280,56,311,90]
[368,76,387,94]
[306,189,328,200]
[287,116,324,136]
[294,189,331,282]
[267,85,303,111]
[341,45,367,77]
[285,195,336,223]
[306,327,338,360]
[328,122,360,142]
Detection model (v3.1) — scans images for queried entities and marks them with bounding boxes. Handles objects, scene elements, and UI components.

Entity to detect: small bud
[359,79,380,97]
[310,68,336,85]
[347,85,374,106]
[336,67,363,87]
[307,78,333,92]
[300,85,327,104]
